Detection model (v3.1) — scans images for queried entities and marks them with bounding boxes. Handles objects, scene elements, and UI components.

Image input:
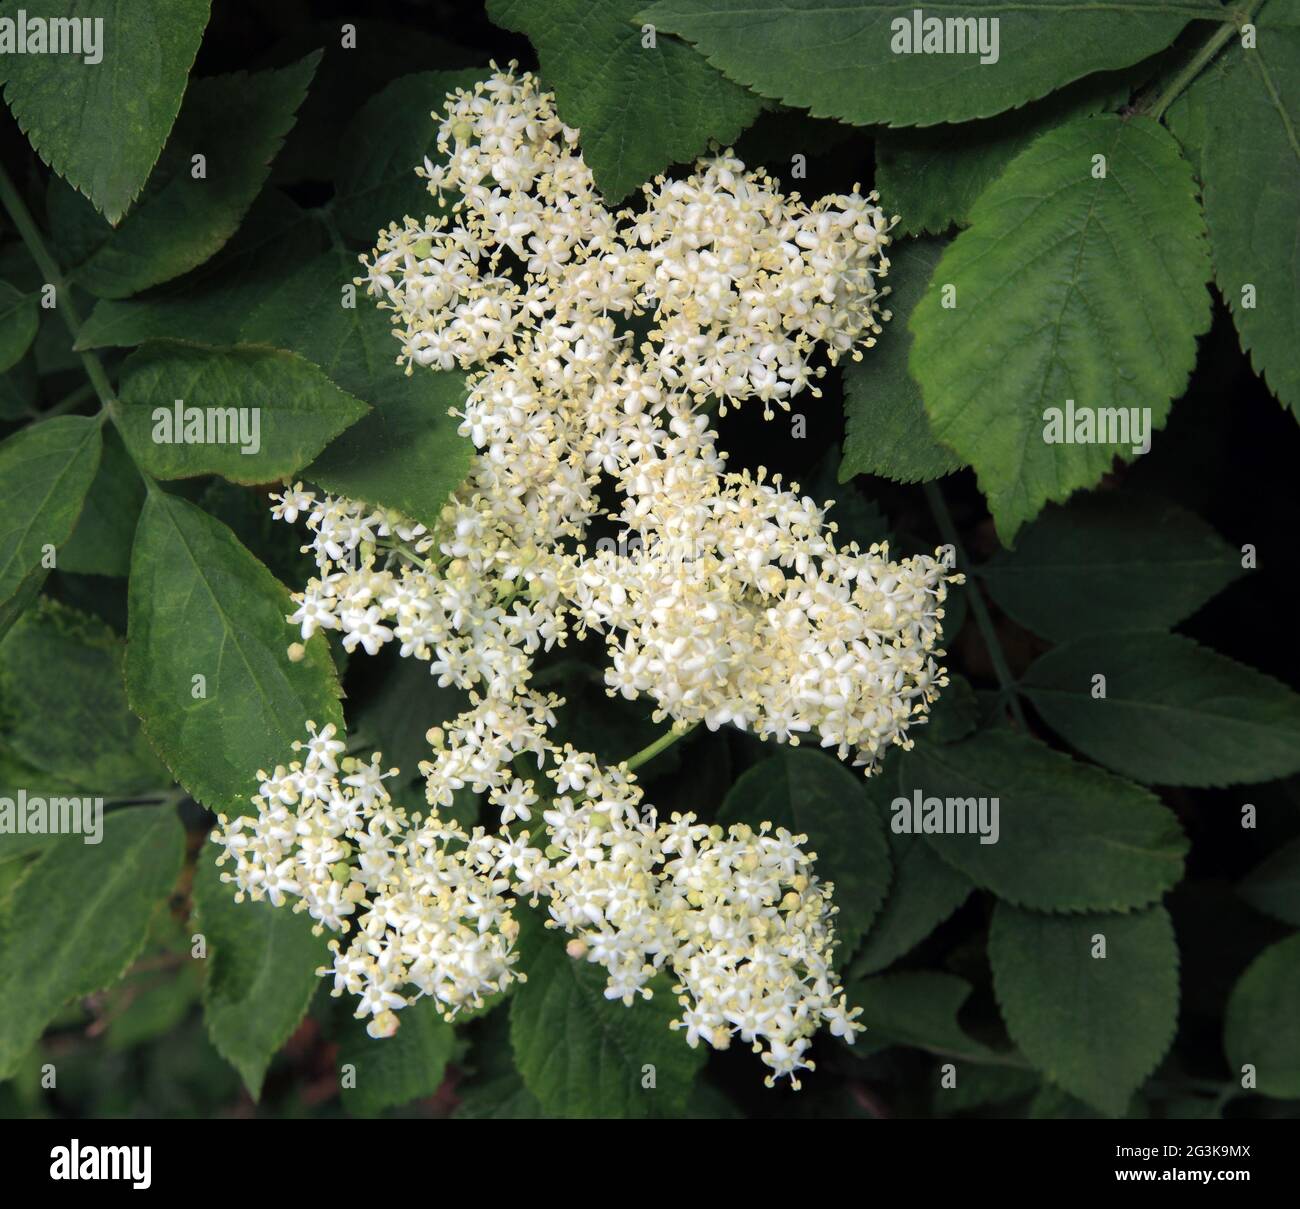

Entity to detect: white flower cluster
[212,721,857,1085]
[215,66,961,1085]
[352,64,955,774]
[212,723,518,1039]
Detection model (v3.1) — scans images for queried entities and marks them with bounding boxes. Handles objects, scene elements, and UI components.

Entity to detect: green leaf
[0,744,87,864]
[850,970,996,1061]
[978,491,1243,642]
[192,848,324,1099]
[1022,633,1300,788]
[105,958,203,1052]
[62,53,319,297]
[0,356,37,420]
[909,115,1211,543]
[333,69,486,245]
[115,341,369,484]
[0,281,38,373]
[877,71,1135,236]
[74,192,324,351]
[241,247,473,527]
[59,424,145,577]
[839,236,964,484]
[938,1064,1041,1115]
[0,414,103,608]
[0,0,210,224]
[718,747,890,955]
[852,829,970,974]
[989,902,1179,1116]
[1174,10,1300,412]
[0,567,45,645]
[509,909,703,1118]
[640,0,1220,128]
[125,489,344,814]
[336,999,456,1115]
[0,599,167,795]
[1238,837,1300,928]
[897,728,1187,912]
[489,0,763,201]
[455,1007,543,1118]
[852,767,971,976]
[1224,933,1300,1098]
[0,805,185,1078]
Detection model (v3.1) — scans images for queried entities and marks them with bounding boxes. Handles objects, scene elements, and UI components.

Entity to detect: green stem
[1147,1,1263,122]
[624,722,696,772]
[922,481,1027,731]
[0,160,118,414]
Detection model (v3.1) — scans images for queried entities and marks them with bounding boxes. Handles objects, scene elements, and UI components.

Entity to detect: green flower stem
[0,160,118,414]
[922,481,1028,730]
[623,722,697,772]
[1147,0,1264,122]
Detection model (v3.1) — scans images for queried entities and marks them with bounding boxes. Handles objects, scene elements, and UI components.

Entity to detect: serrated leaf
[877,71,1135,236]
[718,747,889,955]
[336,999,456,1115]
[0,414,102,607]
[241,247,473,527]
[192,849,324,1099]
[59,424,145,577]
[909,115,1211,543]
[850,970,995,1061]
[489,0,763,201]
[115,342,369,484]
[640,0,1220,128]
[0,0,210,224]
[1224,933,1300,1098]
[978,491,1243,642]
[1238,837,1300,928]
[509,909,703,1117]
[989,902,1179,1116]
[1173,7,1300,412]
[0,281,38,373]
[840,236,964,484]
[897,728,1187,911]
[0,599,167,794]
[0,805,185,1078]
[58,53,319,297]
[125,489,344,814]
[74,191,324,351]
[333,69,486,245]
[1022,632,1300,787]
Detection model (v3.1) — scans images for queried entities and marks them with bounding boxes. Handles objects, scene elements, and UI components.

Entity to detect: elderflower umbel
[214,67,961,1085]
